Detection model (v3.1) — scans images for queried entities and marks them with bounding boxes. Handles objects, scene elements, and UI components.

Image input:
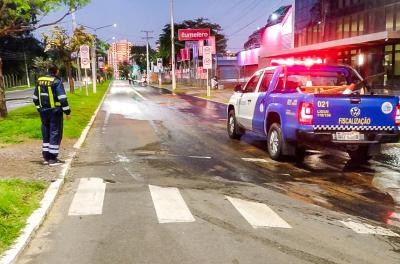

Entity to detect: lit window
[359,15,364,34]
[337,18,343,39]
[386,8,394,30]
[351,15,358,37]
[396,5,400,30]
[343,17,350,38]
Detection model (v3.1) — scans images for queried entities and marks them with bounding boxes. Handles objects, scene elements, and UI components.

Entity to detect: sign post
[203,46,213,97]
[80,45,91,96]
[157,58,163,86]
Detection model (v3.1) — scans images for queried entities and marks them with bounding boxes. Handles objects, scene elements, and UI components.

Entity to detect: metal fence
[1,74,34,89]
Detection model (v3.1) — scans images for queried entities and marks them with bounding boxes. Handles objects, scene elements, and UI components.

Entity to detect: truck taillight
[299,102,314,125]
[396,105,400,125]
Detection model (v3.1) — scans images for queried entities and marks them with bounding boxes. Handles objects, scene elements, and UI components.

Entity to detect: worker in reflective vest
[33,65,71,166]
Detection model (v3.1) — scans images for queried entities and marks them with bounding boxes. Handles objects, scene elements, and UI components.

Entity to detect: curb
[0,81,113,264]
[150,85,229,106]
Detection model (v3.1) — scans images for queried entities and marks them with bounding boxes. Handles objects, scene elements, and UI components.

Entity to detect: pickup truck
[227,60,400,162]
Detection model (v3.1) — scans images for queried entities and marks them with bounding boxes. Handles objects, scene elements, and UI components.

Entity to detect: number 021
[317,101,329,108]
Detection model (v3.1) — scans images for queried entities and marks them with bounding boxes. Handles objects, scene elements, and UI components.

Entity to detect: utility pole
[170,0,176,91]
[141,30,154,79]
[91,30,97,93]
[23,51,30,87]
[71,9,82,83]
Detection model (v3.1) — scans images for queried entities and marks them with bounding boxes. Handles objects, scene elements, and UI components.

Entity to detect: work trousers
[40,108,63,161]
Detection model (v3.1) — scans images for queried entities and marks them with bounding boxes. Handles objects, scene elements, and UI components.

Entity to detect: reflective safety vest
[37,76,61,108]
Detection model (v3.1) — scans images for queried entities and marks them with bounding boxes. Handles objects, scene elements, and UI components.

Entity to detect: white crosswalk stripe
[149,185,195,223]
[64,181,400,237]
[339,220,400,237]
[226,196,292,229]
[68,178,106,216]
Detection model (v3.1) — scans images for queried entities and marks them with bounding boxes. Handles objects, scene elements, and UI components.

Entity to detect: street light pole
[170,0,176,91]
[141,30,154,78]
[91,29,97,93]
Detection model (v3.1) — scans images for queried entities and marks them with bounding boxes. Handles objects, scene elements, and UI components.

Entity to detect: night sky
[38,0,293,51]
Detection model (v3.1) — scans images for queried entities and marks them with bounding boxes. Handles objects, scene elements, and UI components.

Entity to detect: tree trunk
[65,60,75,94]
[0,57,8,118]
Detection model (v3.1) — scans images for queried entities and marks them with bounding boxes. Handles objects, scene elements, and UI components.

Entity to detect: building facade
[286,0,400,92]
[238,5,293,77]
[107,40,133,79]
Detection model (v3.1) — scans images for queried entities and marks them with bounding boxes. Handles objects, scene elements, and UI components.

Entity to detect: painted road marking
[339,220,399,237]
[187,155,212,159]
[132,88,147,100]
[241,158,269,163]
[149,185,195,223]
[68,178,106,216]
[226,196,292,229]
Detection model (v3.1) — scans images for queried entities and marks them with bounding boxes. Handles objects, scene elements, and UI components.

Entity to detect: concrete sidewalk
[151,83,233,105]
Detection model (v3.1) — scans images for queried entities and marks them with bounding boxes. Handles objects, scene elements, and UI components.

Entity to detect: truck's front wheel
[267,123,284,160]
[228,110,244,139]
[347,146,372,163]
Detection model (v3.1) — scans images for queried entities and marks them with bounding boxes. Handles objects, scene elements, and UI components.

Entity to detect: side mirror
[234,84,242,92]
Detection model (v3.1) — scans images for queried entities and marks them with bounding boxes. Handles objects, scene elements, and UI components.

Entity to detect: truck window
[259,72,274,92]
[243,73,261,93]
[283,67,365,94]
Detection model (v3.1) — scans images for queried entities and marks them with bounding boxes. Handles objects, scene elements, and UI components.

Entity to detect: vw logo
[350,107,361,117]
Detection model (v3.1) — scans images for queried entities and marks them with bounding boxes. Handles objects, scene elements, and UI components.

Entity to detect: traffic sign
[80,45,90,58]
[81,57,91,69]
[157,58,163,67]
[203,46,212,69]
[80,45,91,69]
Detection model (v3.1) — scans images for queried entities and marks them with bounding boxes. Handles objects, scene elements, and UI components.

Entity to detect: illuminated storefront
[268,0,400,92]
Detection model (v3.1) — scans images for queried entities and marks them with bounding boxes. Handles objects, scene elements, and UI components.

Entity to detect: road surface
[18,80,400,264]
[5,88,34,111]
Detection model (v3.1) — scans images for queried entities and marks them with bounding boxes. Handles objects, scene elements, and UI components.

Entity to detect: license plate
[335,132,363,141]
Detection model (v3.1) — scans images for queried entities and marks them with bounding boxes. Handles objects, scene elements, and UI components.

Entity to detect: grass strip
[0,179,47,255]
[0,81,110,144]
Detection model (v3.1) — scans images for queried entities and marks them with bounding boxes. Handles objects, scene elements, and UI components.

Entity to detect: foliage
[0,179,46,254]
[157,18,227,61]
[43,26,93,93]
[0,81,110,144]
[96,37,110,57]
[0,0,90,37]
[32,57,54,76]
[118,61,131,79]
[131,45,156,71]
[0,34,44,76]
[0,0,91,118]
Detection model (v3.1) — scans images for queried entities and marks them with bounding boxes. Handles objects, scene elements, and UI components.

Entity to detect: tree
[32,57,54,76]
[118,62,131,79]
[43,26,93,94]
[131,45,156,71]
[0,0,90,118]
[157,18,227,62]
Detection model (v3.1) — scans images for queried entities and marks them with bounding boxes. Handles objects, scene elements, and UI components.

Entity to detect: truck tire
[228,110,244,139]
[347,146,372,163]
[267,123,284,160]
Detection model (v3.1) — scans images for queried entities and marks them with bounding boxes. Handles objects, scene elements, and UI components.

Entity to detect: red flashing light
[396,105,400,125]
[299,102,314,125]
[271,58,323,66]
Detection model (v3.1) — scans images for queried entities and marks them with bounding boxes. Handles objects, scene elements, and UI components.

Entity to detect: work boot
[48,159,65,167]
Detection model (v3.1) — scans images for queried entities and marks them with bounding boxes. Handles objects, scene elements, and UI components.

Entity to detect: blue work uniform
[33,76,71,161]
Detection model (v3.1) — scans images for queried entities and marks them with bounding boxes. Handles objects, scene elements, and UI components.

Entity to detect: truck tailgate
[313,95,399,131]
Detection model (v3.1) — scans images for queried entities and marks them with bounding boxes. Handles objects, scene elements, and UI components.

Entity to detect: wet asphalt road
[5,89,34,111]
[18,80,400,264]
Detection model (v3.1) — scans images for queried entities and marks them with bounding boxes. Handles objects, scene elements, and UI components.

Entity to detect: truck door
[252,70,275,134]
[237,71,263,130]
